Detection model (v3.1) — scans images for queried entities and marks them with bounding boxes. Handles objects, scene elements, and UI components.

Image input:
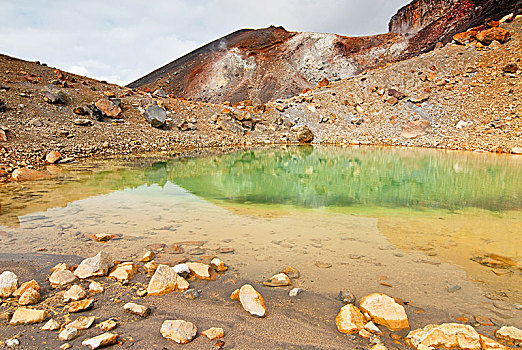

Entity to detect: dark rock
[296,125,314,143]
[388,89,406,100]
[73,106,88,116]
[0,100,6,112]
[502,63,518,74]
[43,87,65,104]
[142,103,166,128]
[338,290,356,304]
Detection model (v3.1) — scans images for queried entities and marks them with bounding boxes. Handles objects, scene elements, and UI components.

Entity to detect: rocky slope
[0,15,521,183]
[128,26,406,104]
[390,0,521,58]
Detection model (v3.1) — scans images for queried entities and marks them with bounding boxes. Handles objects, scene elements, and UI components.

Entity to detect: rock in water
[297,126,314,143]
[74,251,113,279]
[359,293,409,330]
[264,272,291,287]
[82,333,119,349]
[238,284,266,317]
[49,269,77,287]
[495,326,522,346]
[11,168,52,182]
[0,271,18,297]
[142,103,166,128]
[336,304,366,334]
[401,119,431,139]
[123,302,150,317]
[406,323,480,350]
[10,307,47,325]
[63,284,87,302]
[160,320,197,344]
[201,327,224,340]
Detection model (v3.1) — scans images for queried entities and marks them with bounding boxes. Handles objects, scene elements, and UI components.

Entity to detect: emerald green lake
[0,146,521,322]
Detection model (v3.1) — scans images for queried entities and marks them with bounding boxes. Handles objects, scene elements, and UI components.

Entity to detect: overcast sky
[0,0,409,85]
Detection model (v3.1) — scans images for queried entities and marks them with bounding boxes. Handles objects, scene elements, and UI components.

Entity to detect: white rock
[6,338,20,347]
[109,262,137,282]
[289,288,302,297]
[74,251,113,279]
[160,320,197,344]
[59,327,79,341]
[264,272,291,287]
[63,284,86,302]
[0,271,18,298]
[49,270,77,287]
[82,332,119,349]
[123,302,150,317]
[41,318,60,331]
[211,258,227,272]
[238,284,266,317]
[89,281,104,293]
[173,263,190,275]
[10,307,47,325]
[18,288,40,305]
[495,326,522,346]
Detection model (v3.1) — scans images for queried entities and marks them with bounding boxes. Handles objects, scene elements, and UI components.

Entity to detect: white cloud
[0,0,409,85]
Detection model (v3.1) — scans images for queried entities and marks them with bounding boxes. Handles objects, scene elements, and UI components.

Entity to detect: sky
[0,0,410,86]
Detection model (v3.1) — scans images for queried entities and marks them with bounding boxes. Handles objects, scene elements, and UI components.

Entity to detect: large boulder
[336,304,366,334]
[160,320,197,344]
[141,103,166,128]
[297,125,314,143]
[406,323,480,350]
[11,168,53,182]
[476,27,511,45]
[359,293,409,330]
[0,271,18,298]
[74,251,113,279]
[95,98,122,118]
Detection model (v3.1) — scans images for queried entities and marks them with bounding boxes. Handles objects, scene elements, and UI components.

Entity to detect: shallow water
[1,146,521,324]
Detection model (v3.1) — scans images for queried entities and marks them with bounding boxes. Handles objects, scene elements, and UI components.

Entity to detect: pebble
[289,288,302,297]
[123,302,150,317]
[59,327,79,341]
[82,332,119,349]
[67,298,94,313]
[74,251,113,279]
[238,284,267,317]
[0,271,18,297]
[97,319,117,332]
[89,281,104,293]
[201,327,224,340]
[63,284,87,302]
[160,320,197,344]
[41,318,60,331]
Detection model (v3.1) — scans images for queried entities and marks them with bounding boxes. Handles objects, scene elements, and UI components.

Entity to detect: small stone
[371,345,387,350]
[314,262,332,268]
[0,271,18,297]
[63,284,87,302]
[18,288,40,305]
[202,327,224,340]
[143,261,157,274]
[289,288,302,297]
[186,262,213,280]
[89,233,115,242]
[359,328,373,339]
[173,263,190,276]
[73,118,92,126]
[183,289,201,299]
[109,262,137,283]
[74,251,113,279]
[446,284,461,293]
[495,326,522,346]
[13,280,40,298]
[336,304,366,334]
[264,272,291,287]
[43,87,65,104]
[230,289,240,301]
[31,118,44,127]
[45,151,62,164]
[238,284,266,317]
[6,339,20,347]
[140,251,155,262]
[511,147,522,154]
[10,307,47,325]
[338,290,356,304]
[211,257,227,272]
[60,344,71,350]
[98,319,117,332]
[480,334,509,350]
[359,293,409,330]
[68,298,94,313]
[280,266,300,279]
[82,332,119,349]
[365,321,383,335]
[408,94,429,103]
[296,125,314,143]
[89,281,104,293]
[123,302,150,317]
[66,315,95,330]
[49,270,77,287]
[42,318,60,331]
[137,289,147,297]
[160,320,197,344]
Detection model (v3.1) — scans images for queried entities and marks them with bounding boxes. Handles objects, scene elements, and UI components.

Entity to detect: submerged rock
[161,320,197,344]
[336,304,366,334]
[11,168,52,182]
[359,293,409,330]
